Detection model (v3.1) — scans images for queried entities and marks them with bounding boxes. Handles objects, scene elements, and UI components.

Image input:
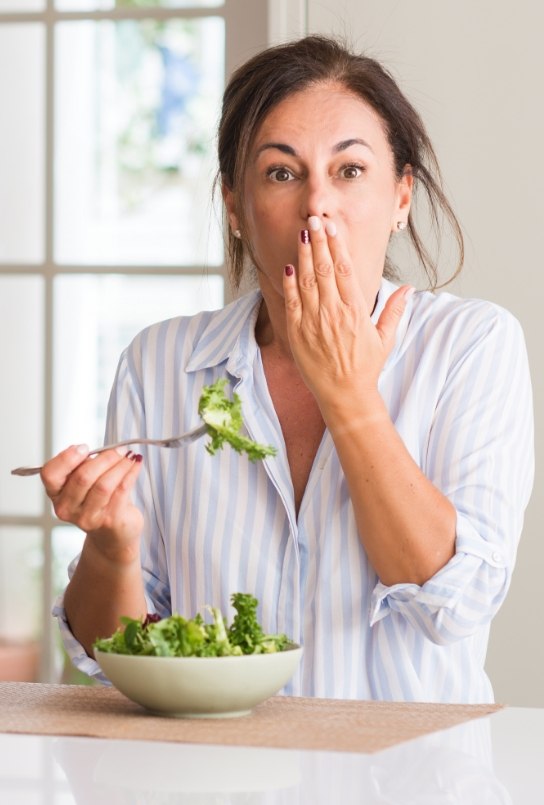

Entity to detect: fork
[10,423,208,477]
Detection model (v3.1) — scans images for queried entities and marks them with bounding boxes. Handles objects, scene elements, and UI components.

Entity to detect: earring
[233,229,242,239]
[397,221,407,231]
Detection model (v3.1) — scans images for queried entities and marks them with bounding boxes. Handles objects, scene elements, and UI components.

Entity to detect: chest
[260,353,325,513]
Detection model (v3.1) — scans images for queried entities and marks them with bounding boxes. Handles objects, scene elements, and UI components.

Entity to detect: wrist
[82,527,142,571]
[320,387,389,434]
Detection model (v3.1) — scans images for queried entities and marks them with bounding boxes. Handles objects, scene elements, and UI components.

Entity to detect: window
[0,0,269,683]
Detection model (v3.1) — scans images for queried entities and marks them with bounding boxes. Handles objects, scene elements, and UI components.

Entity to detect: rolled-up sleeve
[370,302,534,644]
[52,557,110,682]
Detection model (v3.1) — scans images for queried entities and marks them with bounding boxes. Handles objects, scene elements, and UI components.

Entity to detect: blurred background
[1,0,542,706]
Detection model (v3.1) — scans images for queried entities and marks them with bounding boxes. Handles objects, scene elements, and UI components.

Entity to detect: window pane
[56,1,224,9]
[55,17,224,266]
[52,527,85,606]
[0,1,44,10]
[0,528,43,643]
[53,273,223,450]
[0,277,44,516]
[0,25,44,264]
[52,525,87,682]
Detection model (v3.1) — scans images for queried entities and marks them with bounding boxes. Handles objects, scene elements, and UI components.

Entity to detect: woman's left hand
[282,216,413,405]
[282,217,456,586]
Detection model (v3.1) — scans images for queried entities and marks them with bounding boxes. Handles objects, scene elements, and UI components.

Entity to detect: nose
[300,174,332,222]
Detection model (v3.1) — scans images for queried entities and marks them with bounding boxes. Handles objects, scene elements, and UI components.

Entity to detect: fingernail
[131,453,143,463]
[300,229,310,244]
[285,264,294,277]
[75,444,89,456]
[308,216,321,232]
[325,220,337,237]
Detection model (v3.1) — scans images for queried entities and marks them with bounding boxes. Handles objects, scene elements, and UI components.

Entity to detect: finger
[296,226,319,308]
[51,449,132,516]
[105,455,144,520]
[40,444,90,498]
[75,454,143,533]
[326,225,363,307]
[376,285,414,353]
[305,216,337,306]
[54,451,140,529]
[283,263,303,328]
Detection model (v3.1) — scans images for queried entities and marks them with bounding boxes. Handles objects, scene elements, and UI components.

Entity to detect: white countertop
[1,706,543,803]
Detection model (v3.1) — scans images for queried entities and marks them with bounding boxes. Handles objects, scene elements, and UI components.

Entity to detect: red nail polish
[125,450,133,459]
[300,229,310,244]
[133,454,143,463]
[285,264,294,276]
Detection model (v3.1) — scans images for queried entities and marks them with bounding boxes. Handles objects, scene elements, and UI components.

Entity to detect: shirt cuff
[369,513,509,629]
[52,593,110,684]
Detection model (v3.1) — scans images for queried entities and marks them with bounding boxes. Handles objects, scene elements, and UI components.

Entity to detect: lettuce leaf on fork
[198,378,277,462]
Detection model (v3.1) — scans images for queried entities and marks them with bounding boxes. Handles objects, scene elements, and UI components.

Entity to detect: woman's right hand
[40,445,144,563]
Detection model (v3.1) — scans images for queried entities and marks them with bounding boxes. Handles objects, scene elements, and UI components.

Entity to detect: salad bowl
[94,645,303,718]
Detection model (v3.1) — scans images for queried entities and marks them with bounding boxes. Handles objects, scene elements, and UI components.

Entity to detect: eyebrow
[334,138,373,153]
[255,138,374,158]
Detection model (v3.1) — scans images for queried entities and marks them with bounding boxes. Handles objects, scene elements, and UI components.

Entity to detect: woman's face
[224,81,412,308]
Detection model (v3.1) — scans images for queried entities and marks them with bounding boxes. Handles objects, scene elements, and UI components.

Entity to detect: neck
[255,295,293,358]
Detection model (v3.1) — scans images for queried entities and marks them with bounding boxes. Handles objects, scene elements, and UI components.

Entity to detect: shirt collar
[371,277,399,323]
[185,289,262,376]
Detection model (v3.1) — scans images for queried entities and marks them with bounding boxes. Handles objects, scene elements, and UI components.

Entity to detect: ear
[392,165,413,231]
[222,183,240,235]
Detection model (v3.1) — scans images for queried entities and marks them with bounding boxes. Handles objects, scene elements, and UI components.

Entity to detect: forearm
[63,534,147,657]
[324,390,456,586]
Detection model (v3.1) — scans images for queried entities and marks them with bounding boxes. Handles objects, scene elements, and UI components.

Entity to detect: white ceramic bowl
[94,645,303,718]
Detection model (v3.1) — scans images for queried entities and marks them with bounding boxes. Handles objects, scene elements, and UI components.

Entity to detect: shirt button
[492,551,503,563]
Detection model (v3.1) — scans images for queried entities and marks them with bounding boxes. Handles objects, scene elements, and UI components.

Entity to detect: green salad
[93,593,290,658]
[198,378,277,462]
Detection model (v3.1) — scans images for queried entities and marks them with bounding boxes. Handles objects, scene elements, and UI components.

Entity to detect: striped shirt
[54,279,534,702]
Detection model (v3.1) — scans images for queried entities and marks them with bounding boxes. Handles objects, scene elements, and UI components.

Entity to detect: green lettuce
[198,378,277,462]
[93,593,289,657]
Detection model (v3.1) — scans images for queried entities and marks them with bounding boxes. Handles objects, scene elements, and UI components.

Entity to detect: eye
[340,163,365,180]
[266,166,295,183]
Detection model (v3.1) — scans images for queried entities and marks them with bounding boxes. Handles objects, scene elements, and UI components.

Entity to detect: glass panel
[0,1,44,10]
[0,276,44,516]
[52,525,88,683]
[0,527,42,645]
[0,25,44,264]
[53,273,223,450]
[57,1,224,9]
[55,17,224,266]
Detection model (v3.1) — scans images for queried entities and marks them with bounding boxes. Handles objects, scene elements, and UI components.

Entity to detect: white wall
[307,0,543,706]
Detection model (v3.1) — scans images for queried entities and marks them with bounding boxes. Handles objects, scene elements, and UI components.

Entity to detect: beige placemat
[0,683,502,754]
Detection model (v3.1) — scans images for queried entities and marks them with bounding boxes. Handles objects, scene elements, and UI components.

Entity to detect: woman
[47,36,533,702]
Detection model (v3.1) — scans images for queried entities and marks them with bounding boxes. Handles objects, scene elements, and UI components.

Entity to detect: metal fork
[10,423,208,477]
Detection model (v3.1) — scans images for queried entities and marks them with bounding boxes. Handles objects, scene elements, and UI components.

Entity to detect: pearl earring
[397,221,407,231]
[233,229,242,239]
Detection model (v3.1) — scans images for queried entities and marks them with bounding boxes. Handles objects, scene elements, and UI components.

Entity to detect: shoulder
[124,291,261,373]
[405,286,526,356]
[381,279,529,382]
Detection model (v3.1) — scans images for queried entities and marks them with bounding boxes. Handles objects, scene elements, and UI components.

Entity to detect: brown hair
[217,35,464,290]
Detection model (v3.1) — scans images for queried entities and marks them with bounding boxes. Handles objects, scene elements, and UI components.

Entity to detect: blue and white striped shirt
[54,279,534,702]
